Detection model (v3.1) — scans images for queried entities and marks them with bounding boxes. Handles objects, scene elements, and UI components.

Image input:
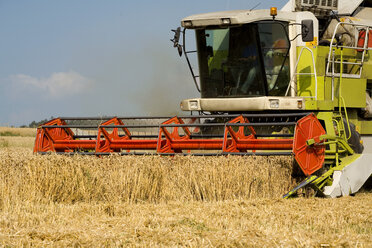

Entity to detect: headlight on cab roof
[221,18,231,25]
[183,20,192,27]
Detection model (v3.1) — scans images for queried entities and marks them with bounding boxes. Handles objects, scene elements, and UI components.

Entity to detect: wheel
[344,120,364,154]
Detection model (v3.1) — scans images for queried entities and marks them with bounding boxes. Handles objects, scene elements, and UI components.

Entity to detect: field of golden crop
[0,129,371,247]
[0,127,36,149]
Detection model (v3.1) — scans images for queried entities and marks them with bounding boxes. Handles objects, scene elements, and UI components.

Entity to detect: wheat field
[0,127,36,137]
[0,130,371,247]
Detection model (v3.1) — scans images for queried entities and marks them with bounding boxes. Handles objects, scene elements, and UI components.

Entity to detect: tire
[344,120,364,154]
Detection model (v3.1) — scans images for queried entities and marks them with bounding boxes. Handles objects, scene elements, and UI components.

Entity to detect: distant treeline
[18,119,50,128]
[24,119,51,128]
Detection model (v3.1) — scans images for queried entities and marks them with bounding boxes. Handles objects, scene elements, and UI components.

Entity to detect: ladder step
[332,61,363,65]
[326,73,361,79]
[294,73,316,75]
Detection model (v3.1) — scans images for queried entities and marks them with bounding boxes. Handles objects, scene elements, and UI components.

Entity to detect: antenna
[250,2,261,11]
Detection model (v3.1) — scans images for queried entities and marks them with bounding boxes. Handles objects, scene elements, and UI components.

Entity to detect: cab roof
[181,9,297,28]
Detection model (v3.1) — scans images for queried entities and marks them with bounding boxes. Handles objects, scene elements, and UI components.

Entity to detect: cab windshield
[195,22,290,98]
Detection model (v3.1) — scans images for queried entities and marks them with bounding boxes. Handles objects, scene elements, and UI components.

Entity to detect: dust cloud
[132,43,198,116]
[60,36,199,119]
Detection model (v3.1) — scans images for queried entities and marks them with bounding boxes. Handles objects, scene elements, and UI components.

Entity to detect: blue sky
[0,0,287,126]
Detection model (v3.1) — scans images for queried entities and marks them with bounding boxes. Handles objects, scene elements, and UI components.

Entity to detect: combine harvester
[34,0,372,198]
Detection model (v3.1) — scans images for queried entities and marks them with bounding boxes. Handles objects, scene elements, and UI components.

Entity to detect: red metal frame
[34,114,326,175]
[223,115,255,153]
[34,118,77,153]
[95,117,132,153]
[156,116,222,153]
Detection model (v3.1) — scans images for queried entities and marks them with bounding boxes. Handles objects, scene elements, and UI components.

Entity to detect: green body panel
[297,46,367,108]
[326,77,366,108]
[295,46,372,135]
[303,78,366,110]
[361,120,372,134]
[296,46,321,99]
[304,99,334,110]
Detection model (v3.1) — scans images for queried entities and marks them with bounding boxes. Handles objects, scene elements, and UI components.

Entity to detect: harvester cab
[177,1,372,113]
[176,6,318,112]
[34,0,372,198]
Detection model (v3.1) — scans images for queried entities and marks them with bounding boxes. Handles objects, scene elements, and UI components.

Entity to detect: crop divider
[95,117,131,153]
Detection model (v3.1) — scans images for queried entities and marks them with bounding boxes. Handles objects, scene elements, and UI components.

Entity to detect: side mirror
[171,27,183,56]
[301,19,314,42]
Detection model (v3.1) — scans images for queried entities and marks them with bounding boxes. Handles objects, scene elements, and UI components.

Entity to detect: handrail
[182,28,201,92]
[325,22,367,141]
[339,48,352,141]
[286,46,318,100]
[325,22,372,79]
